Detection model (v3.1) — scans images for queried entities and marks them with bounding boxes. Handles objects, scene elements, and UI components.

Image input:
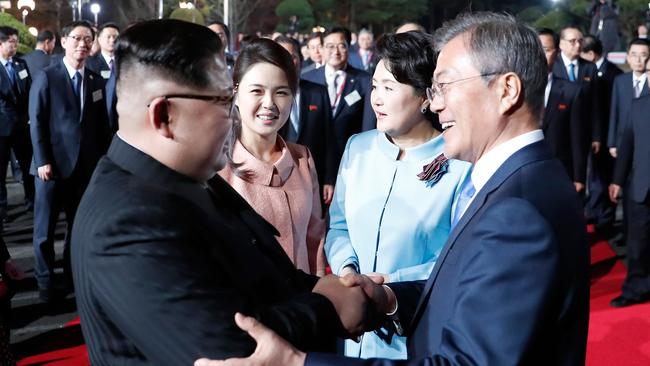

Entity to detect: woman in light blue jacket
[326,31,471,360]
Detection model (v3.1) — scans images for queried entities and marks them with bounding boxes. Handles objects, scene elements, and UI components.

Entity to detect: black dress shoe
[610,295,646,308]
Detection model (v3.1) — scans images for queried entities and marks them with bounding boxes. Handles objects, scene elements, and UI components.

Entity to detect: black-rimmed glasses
[148,93,236,118]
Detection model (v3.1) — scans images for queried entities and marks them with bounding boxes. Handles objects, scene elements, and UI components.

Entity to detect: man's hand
[609,184,621,203]
[194,313,305,366]
[322,184,334,205]
[609,147,617,158]
[312,275,370,337]
[340,273,395,317]
[591,141,601,154]
[37,164,53,181]
[574,182,585,193]
[367,272,390,284]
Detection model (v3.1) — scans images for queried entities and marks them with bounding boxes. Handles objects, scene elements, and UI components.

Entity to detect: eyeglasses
[324,43,348,51]
[426,72,500,102]
[148,93,236,117]
[562,38,583,45]
[67,35,94,44]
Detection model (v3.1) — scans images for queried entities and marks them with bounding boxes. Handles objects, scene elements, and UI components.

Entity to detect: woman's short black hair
[375,31,438,125]
[233,38,298,96]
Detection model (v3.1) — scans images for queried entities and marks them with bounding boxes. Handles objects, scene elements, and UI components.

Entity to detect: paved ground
[4,176,77,357]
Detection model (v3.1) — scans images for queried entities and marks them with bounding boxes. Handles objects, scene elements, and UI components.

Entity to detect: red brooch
[309,105,318,111]
[417,153,449,187]
[558,103,568,111]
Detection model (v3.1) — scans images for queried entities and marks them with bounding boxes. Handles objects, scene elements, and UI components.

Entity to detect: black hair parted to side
[0,26,18,42]
[233,38,298,95]
[98,22,120,35]
[36,30,55,43]
[581,35,602,55]
[62,20,95,39]
[325,26,352,46]
[115,19,224,89]
[375,31,438,125]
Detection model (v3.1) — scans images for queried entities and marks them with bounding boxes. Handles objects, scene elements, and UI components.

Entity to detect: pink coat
[218,138,326,274]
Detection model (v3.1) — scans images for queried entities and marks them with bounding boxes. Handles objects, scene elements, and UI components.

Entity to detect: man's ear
[148,97,173,138]
[497,72,523,115]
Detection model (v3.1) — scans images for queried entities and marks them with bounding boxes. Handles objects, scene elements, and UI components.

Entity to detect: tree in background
[276,0,314,33]
[0,13,36,55]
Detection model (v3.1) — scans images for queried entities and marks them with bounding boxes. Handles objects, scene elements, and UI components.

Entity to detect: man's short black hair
[62,20,95,39]
[98,22,120,36]
[115,19,224,90]
[324,26,351,45]
[0,26,18,42]
[581,35,602,55]
[628,37,650,52]
[274,35,303,63]
[36,30,55,43]
[538,28,559,48]
[207,20,230,45]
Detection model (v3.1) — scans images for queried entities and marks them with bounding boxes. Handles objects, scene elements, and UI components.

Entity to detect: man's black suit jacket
[279,79,335,185]
[72,137,341,365]
[552,56,600,142]
[302,65,376,176]
[593,60,622,144]
[613,94,650,203]
[29,59,111,179]
[543,77,589,183]
[85,53,112,80]
[20,50,51,78]
[0,58,30,137]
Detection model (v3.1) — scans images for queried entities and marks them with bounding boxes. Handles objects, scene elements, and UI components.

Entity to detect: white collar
[470,130,545,194]
[633,72,647,83]
[62,58,84,79]
[101,51,113,66]
[560,52,577,68]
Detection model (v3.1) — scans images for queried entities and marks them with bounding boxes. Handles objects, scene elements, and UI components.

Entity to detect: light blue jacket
[326,130,470,359]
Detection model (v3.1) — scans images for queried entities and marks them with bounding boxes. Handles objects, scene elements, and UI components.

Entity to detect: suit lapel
[543,80,562,130]
[408,141,550,331]
[0,63,16,102]
[56,61,81,122]
[298,86,309,141]
[333,69,356,118]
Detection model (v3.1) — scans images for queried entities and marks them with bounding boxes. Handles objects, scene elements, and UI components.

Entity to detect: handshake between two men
[195,273,398,366]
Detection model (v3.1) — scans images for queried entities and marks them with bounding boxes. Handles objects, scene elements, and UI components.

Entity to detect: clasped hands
[312,272,395,339]
[194,273,396,366]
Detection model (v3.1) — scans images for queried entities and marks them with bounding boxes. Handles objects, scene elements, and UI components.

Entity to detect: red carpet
[586,239,650,365]
[14,234,650,365]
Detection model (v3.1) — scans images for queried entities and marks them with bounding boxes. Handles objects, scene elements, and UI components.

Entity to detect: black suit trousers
[623,193,650,299]
[33,167,90,290]
[0,128,34,217]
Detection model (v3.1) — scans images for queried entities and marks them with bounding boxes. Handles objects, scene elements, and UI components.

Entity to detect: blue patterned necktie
[568,63,576,82]
[451,179,476,228]
[72,71,82,99]
[5,61,15,86]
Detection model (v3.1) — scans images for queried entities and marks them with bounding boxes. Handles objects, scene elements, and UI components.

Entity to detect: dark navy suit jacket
[21,49,51,78]
[279,79,335,185]
[552,56,600,143]
[593,60,622,144]
[0,58,31,137]
[348,49,379,74]
[308,140,590,365]
[29,59,111,179]
[543,77,589,183]
[613,94,650,203]
[85,53,112,79]
[607,72,650,148]
[302,65,376,175]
